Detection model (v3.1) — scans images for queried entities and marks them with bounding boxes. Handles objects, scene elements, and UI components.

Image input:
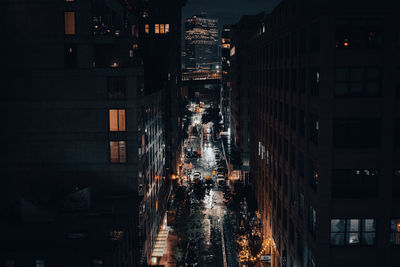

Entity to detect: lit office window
[145,24,149,34]
[155,24,160,34]
[110,141,127,163]
[165,24,170,33]
[109,109,126,132]
[35,260,46,267]
[391,219,400,245]
[64,11,76,35]
[330,219,376,246]
[160,24,165,34]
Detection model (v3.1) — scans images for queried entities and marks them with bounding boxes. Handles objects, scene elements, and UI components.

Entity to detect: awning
[151,228,169,257]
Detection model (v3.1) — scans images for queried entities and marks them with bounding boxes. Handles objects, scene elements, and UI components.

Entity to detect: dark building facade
[221,25,232,132]
[0,0,184,266]
[249,0,400,266]
[230,14,264,171]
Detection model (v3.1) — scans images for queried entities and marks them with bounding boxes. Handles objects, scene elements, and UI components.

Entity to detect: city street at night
[2,0,400,267]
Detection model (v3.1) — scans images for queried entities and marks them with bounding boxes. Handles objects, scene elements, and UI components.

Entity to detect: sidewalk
[159,229,179,267]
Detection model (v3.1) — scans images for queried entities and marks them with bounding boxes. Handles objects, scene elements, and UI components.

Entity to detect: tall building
[184,13,219,74]
[221,25,232,132]
[139,0,186,264]
[229,14,264,174]
[0,0,185,266]
[249,0,400,266]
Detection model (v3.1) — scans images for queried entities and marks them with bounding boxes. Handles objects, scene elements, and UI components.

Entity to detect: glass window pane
[331,219,345,232]
[330,233,345,245]
[110,141,119,163]
[64,12,76,35]
[155,24,159,34]
[109,110,118,132]
[366,82,380,95]
[366,68,380,81]
[347,219,361,232]
[119,141,127,163]
[362,233,376,245]
[347,233,360,245]
[349,82,363,93]
[350,68,364,82]
[118,109,126,131]
[363,219,376,232]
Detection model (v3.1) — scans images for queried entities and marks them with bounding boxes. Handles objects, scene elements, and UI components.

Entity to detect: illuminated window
[5,260,15,267]
[110,141,127,163]
[155,24,159,34]
[35,260,46,267]
[145,24,149,34]
[160,24,165,34]
[109,109,126,132]
[64,11,76,35]
[165,24,170,33]
[330,219,376,246]
[93,259,104,267]
[391,219,400,245]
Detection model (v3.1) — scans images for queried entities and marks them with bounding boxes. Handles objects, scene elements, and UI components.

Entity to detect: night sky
[183,0,282,27]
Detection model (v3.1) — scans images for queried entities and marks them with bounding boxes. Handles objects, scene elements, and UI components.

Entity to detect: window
[93,259,104,267]
[145,24,149,34]
[330,219,376,246]
[35,260,46,267]
[335,67,381,96]
[335,19,383,49]
[310,68,320,96]
[5,260,15,267]
[65,45,77,68]
[107,76,125,99]
[64,11,76,35]
[110,141,127,163]
[333,119,380,148]
[109,109,126,132]
[155,24,169,34]
[332,169,379,198]
[391,219,400,245]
